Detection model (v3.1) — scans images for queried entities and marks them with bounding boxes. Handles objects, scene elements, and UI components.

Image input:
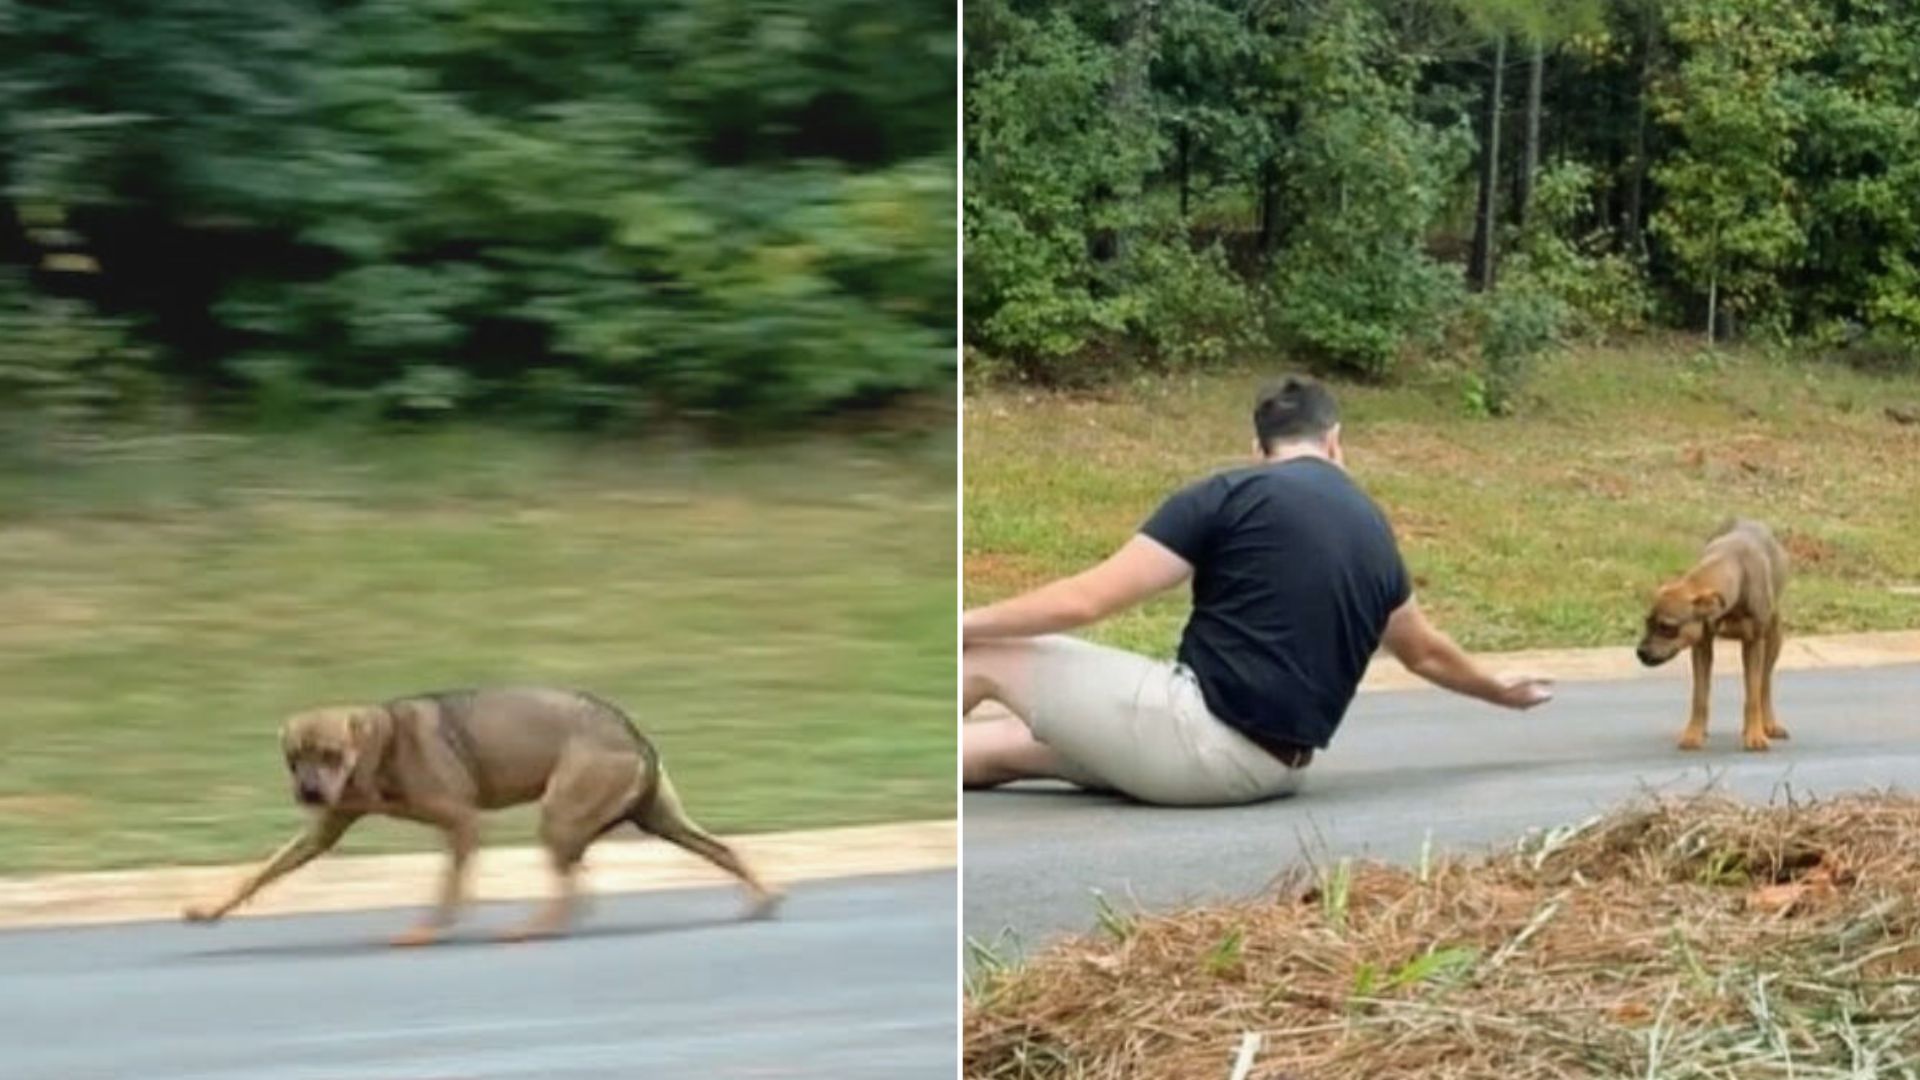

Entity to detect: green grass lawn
[965,340,1920,657]
[0,426,954,874]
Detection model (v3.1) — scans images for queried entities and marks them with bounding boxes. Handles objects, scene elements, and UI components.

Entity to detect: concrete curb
[964,629,1919,720]
[0,818,955,931]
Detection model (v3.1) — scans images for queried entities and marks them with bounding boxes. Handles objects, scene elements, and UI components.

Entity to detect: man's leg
[963,715,1082,788]
[963,640,1100,789]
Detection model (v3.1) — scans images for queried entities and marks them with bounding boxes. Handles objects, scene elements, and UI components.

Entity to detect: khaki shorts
[1022,635,1307,806]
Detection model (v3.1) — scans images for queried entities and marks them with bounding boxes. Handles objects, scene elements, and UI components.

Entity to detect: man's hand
[964,535,1192,644]
[1493,673,1555,710]
[1382,596,1556,711]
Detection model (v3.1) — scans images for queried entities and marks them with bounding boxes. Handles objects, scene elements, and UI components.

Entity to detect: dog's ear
[347,707,393,769]
[1690,588,1726,618]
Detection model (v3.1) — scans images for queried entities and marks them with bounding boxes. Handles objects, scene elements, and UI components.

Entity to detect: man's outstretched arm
[963,535,1192,643]
[1380,595,1554,709]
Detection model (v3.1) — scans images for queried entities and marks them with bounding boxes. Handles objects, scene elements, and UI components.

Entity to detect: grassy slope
[965,341,1920,657]
[0,428,954,874]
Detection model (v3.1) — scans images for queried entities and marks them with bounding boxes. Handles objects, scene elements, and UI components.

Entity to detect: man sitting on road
[962,375,1555,806]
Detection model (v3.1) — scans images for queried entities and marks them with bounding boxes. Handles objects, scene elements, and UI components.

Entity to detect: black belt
[1235,725,1315,769]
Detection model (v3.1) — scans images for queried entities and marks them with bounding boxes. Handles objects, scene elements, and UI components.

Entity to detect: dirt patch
[966,795,1920,1079]
[1580,469,1632,500]
[1364,429,1482,478]
[0,795,91,822]
[1782,529,1838,566]
[0,588,104,648]
[966,551,1054,594]
[1676,433,1806,481]
[1375,506,1451,542]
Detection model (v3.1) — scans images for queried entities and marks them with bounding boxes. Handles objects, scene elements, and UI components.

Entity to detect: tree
[1468,30,1507,290]
[1650,0,1821,340]
[1266,0,1468,375]
[1457,0,1602,289]
[1514,1,1604,227]
[960,0,1920,380]
[1792,0,1920,351]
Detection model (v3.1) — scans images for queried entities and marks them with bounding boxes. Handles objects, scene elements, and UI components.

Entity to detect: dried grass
[966,794,1920,1079]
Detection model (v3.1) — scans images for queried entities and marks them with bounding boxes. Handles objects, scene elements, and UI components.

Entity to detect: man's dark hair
[1253,375,1340,453]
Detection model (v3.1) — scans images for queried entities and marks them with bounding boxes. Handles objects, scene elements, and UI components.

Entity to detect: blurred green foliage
[0,0,955,429]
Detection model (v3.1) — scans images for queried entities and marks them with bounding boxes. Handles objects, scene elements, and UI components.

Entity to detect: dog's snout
[291,766,327,805]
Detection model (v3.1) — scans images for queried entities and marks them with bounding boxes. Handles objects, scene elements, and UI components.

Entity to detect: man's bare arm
[1380,595,1553,709]
[963,535,1193,643]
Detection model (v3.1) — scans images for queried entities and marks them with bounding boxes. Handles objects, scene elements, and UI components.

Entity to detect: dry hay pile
[965,795,1920,1079]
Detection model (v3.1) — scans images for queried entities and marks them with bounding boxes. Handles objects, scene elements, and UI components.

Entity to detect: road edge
[1357,628,1920,692]
[0,818,955,931]
[963,627,1918,724]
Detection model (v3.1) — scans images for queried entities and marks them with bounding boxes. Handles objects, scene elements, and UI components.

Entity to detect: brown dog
[182,687,782,944]
[1635,519,1790,752]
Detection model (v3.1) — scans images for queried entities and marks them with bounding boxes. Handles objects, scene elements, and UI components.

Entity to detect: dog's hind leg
[1678,640,1713,750]
[1740,634,1771,751]
[633,769,783,919]
[499,747,640,942]
[1762,616,1789,740]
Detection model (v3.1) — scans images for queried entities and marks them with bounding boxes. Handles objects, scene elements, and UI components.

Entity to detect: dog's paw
[744,888,785,921]
[1765,723,1791,740]
[1676,731,1706,751]
[1742,732,1772,752]
[388,924,444,948]
[496,921,565,944]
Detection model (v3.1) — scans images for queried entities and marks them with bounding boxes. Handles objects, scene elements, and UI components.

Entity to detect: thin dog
[182,687,782,944]
[1635,519,1790,752]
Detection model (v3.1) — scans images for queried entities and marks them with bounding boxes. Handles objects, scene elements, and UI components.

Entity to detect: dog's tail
[628,734,663,821]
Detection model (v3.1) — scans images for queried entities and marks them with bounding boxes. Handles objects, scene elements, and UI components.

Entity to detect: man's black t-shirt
[1140,457,1411,750]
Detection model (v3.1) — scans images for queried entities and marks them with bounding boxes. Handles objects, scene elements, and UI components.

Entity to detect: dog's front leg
[1762,616,1789,740]
[183,812,359,923]
[1677,640,1713,750]
[390,806,479,947]
[1740,634,1770,751]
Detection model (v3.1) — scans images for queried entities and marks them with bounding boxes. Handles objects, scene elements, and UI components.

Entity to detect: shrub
[1263,5,1469,379]
[1466,281,1567,418]
[1504,162,1652,338]
[0,272,158,433]
[1124,239,1261,369]
[1271,245,1462,379]
[963,9,1158,367]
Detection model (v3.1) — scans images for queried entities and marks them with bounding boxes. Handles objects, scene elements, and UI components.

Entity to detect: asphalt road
[964,663,1920,954]
[0,870,956,1080]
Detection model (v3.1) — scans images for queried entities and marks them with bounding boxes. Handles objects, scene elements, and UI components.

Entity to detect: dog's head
[1635,581,1725,666]
[280,706,390,808]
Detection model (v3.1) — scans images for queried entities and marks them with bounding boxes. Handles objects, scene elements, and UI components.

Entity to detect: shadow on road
[173,913,749,962]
